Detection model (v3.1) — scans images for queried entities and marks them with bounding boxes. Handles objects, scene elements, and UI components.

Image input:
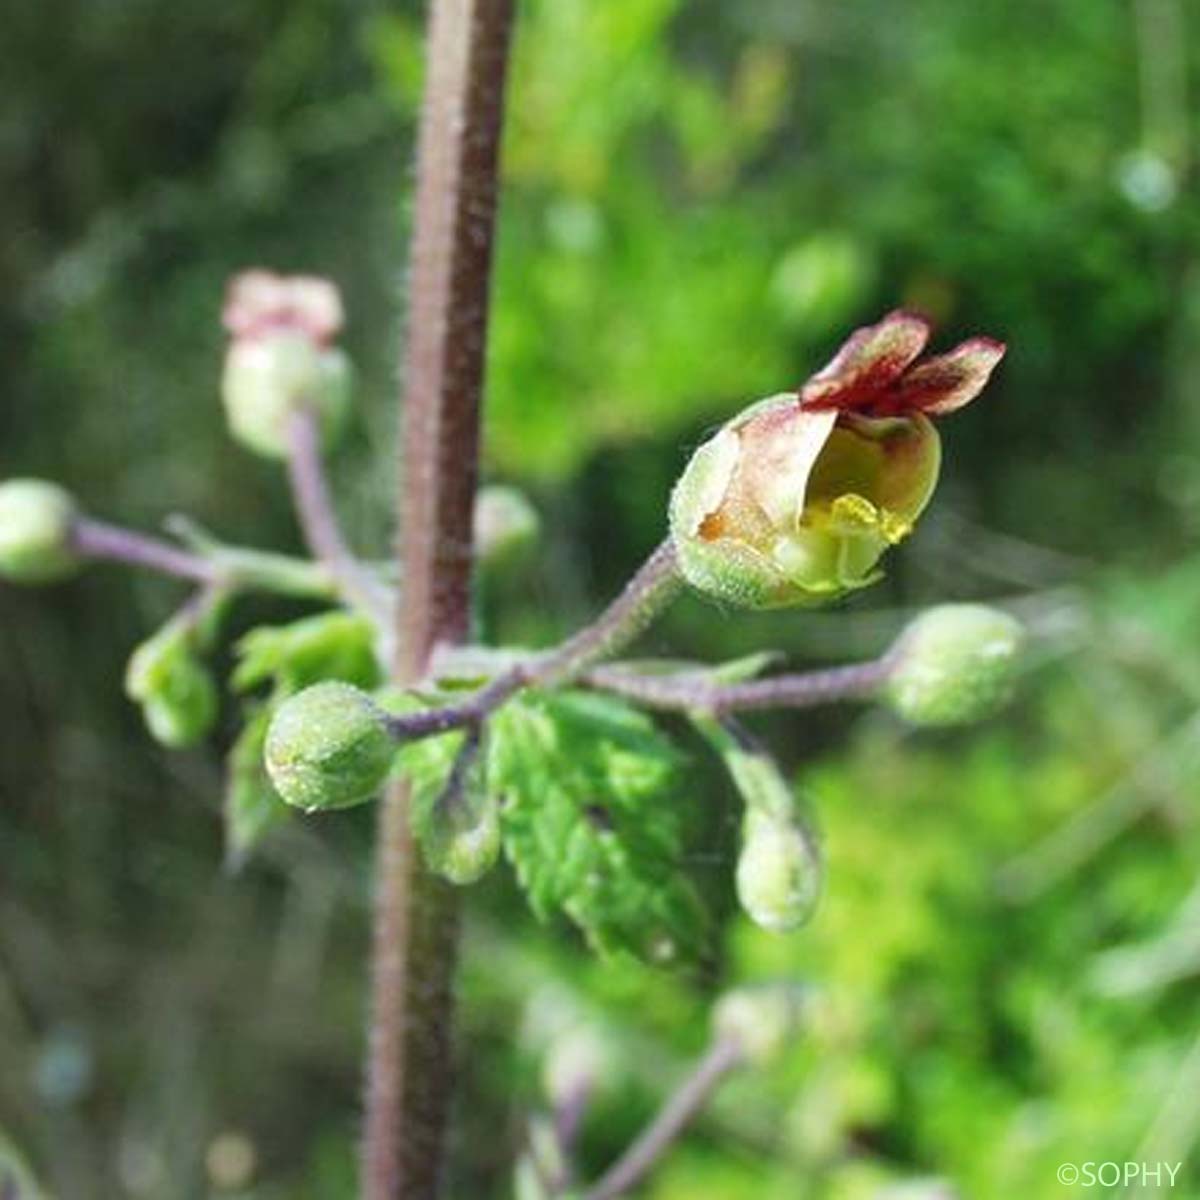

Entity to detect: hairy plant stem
[285,408,392,627]
[581,1037,744,1200]
[364,1,514,1197]
[381,540,683,741]
[586,649,899,714]
[71,515,336,598]
[381,635,897,745]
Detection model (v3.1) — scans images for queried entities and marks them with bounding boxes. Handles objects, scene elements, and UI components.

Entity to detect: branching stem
[382,540,683,741]
[383,632,898,745]
[71,515,336,598]
[580,1037,744,1200]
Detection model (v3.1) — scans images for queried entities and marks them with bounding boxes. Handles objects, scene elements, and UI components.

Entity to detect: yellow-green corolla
[670,310,1006,608]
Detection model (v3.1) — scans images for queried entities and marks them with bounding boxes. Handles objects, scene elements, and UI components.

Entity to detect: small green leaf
[232,611,380,694]
[490,691,708,963]
[225,703,288,866]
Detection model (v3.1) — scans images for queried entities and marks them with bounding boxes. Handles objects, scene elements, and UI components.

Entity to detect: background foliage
[2,0,1199,1196]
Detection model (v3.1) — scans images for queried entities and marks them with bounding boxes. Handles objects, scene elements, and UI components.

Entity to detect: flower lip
[222,270,344,345]
[799,309,1005,419]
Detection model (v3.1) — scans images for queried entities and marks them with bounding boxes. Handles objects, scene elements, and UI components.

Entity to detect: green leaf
[225,703,289,867]
[232,611,381,694]
[490,690,708,963]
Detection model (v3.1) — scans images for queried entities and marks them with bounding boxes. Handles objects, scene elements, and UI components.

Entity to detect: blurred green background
[3,0,1200,1196]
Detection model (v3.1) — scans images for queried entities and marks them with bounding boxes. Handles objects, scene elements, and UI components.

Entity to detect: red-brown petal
[801,310,933,412]
[890,337,1006,415]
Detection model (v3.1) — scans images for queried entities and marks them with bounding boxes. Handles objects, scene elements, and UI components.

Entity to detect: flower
[670,310,1005,608]
[220,270,352,459]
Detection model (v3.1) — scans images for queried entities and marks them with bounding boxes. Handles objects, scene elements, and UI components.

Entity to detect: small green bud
[125,625,218,748]
[220,270,351,459]
[264,682,394,811]
[473,485,540,572]
[736,808,822,933]
[712,983,807,1065]
[885,603,1024,727]
[423,770,501,885]
[221,335,350,459]
[0,480,82,584]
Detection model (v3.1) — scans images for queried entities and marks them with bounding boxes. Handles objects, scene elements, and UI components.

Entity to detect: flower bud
[0,479,82,584]
[125,626,218,748]
[885,603,1024,727]
[473,485,540,573]
[220,270,351,459]
[423,760,501,885]
[264,682,394,811]
[736,808,822,932]
[222,335,350,459]
[712,983,807,1066]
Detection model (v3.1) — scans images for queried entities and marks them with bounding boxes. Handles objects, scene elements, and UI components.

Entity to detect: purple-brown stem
[363,1,515,1197]
[379,644,898,746]
[285,409,392,625]
[581,1037,744,1200]
[71,517,216,583]
[586,650,899,714]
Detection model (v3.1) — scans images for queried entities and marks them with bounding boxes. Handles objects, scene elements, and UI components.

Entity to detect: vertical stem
[364,2,514,1198]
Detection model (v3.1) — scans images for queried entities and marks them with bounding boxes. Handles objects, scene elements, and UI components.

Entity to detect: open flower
[670,311,1005,608]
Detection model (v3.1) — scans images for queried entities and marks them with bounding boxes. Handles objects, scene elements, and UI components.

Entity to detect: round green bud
[473,485,540,573]
[0,479,82,584]
[125,626,218,748]
[885,603,1024,727]
[265,682,394,811]
[736,809,822,933]
[712,983,807,1065]
[221,334,350,459]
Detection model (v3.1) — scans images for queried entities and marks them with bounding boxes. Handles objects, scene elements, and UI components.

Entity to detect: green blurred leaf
[490,690,708,963]
[232,611,381,694]
[225,702,288,867]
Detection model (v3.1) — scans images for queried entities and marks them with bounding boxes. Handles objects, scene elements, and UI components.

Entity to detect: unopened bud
[885,604,1024,727]
[264,682,394,811]
[423,754,500,885]
[222,336,350,459]
[473,485,540,572]
[736,808,822,932]
[712,983,807,1065]
[125,626,218,748]
[0,480,82,584]
[220,270,351,459]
